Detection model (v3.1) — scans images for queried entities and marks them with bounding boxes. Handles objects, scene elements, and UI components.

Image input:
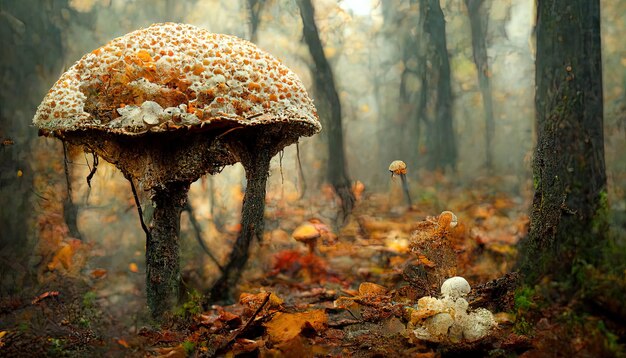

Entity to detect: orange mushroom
[292,223,321,255]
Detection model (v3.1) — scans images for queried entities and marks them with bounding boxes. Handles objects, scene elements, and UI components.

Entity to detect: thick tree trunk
[465,0,495,172]
[0,0,66,293]
[518,0,607,284]
[146,183,189,319]
[208,148,270,303]
[420,0,456,171]
[297,0,355,220]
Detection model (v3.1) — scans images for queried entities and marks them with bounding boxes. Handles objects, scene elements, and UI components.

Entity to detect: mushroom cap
[440,276,471,299]
[438,211,458,229]
[292,223,321,243]
[33,23,320,136]
[388,160,407,176]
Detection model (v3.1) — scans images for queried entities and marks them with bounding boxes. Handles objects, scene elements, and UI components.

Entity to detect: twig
[233,293,271,341]
[127,176,151,240]
[216,292,271,354]
[184,202,225,273]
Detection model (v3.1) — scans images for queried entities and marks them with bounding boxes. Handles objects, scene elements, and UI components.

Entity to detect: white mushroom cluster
[407,276,496,343]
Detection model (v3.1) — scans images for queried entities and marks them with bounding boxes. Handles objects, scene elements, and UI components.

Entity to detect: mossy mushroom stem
[209,145,271,303]
[145,182,189,318]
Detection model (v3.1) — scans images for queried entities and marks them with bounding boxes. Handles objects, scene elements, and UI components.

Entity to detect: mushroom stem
[400,174,413,208]
[146,182,189,319]
[208,149,271,303]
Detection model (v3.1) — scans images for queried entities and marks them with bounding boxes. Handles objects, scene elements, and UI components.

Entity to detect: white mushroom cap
[33,23,320,136]
[441,276,471,299]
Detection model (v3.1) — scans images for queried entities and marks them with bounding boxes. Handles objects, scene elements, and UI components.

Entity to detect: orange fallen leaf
[264,310,328,343]
[116,339,129,348]
[418,254,437,268]
[358,282,387,297]
[47,244,74,271]
[154,344,186,358]
[90,268,108,279]
[129,263,139,273]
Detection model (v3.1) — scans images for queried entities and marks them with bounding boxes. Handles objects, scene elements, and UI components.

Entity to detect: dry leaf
[358,282,387,297]
[129,263,139,273]
[47,244,74,271]
[265,310,328,342]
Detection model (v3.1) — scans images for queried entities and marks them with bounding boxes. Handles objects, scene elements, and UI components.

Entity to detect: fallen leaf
[129,263,139,273]
[418,254,437,268]
[47,244,74,271]
[265,310,328,342]
[154,344,186,358]
[358,282,387,297]
[90,268,108,279]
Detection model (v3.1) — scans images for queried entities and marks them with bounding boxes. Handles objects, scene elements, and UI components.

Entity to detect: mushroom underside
[53,121,315,317]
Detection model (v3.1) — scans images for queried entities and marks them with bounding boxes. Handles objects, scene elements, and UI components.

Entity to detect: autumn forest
[0,0,625,356]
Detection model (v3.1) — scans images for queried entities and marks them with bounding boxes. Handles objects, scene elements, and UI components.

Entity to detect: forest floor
[0,174,624,357]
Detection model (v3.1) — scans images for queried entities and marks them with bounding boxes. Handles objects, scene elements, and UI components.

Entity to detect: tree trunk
[0,0,66,293]
[518,0,607,284]
[297,0,355,221]
[420,0,456,171]
[146,182,189,319]
[246,0,264,43]
[465,0,495,172]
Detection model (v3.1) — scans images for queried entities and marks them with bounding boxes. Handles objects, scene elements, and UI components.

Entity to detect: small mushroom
[33,23,321,316]
[440,276,470,299]
[408,276,496,343]
[292,223,321,255]
[388,160,412,208]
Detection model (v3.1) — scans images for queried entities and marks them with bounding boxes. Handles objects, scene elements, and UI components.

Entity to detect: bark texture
[146,183,189,319]
[208,148,270,303]
[519,0,607,283]
[297,0,355,220]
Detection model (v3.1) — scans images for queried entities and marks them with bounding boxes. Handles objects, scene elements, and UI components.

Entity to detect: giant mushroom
[33,23,320,318]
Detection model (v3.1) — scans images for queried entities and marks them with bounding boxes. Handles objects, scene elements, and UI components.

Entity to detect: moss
[174,289,203,319]
[514,286,536,313]
[182,340,196,355]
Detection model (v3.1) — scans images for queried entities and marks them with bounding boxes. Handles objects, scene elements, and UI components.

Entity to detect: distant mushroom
[33,23,320,317]
[292,223,321,255]
[388,160,412,208]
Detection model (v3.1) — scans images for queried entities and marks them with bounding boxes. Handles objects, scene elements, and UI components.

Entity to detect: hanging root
[207,149,271,305]
[296,142,307,199]
[127,175,151,240]
[86,152,98,188]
